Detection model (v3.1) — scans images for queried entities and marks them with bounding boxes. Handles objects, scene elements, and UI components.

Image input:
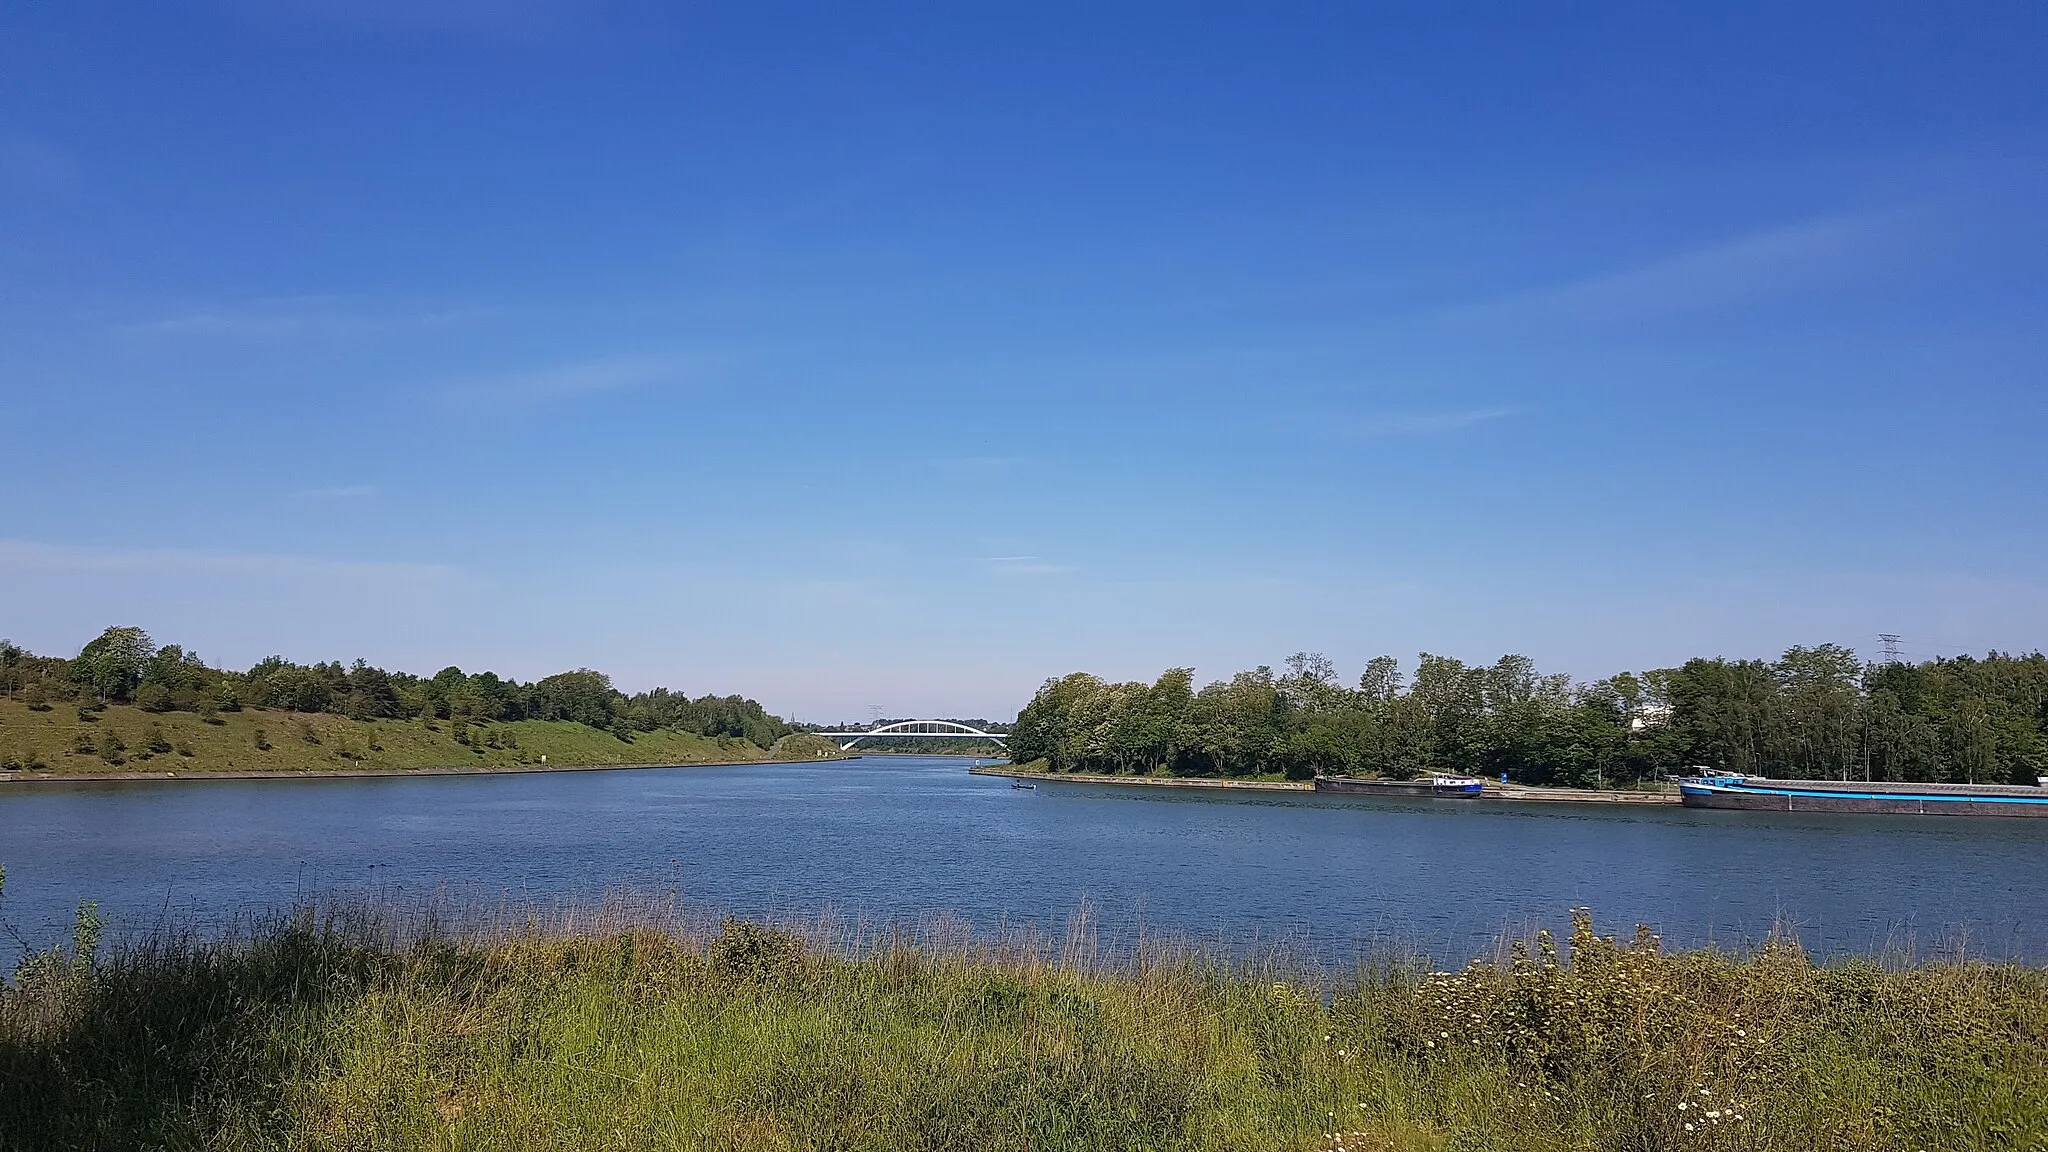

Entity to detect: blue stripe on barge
[1679,775,2048,817]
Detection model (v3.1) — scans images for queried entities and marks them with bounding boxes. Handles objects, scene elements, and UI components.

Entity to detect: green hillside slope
[0,698,845,777]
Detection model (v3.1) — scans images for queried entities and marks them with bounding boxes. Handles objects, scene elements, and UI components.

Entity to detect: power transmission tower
[1878,634,1902,665]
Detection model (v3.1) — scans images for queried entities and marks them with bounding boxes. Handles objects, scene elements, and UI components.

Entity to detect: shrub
[296,719,320,745]
[710,918,811,987]
[254,728,272,751]
[145,725,174,754]
[71,732,95,755]
[175,741,195,758]
[98,733,125,765]
[135,683,175,713]
[23,682,50,711]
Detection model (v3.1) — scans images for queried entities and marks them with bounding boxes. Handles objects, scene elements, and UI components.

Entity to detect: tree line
[1008,646,2048,787]
[0,627,795,749]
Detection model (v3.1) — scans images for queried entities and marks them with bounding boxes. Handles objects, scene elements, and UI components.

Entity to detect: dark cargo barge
[1314,774,1486,798]
[1678,773,2048,818]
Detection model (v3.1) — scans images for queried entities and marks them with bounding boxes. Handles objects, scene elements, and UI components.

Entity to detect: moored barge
[1678,773,2048,818]
[1314,774,1487,798]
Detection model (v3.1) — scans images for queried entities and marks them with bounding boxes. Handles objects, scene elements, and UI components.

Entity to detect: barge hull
[1680,781,2048,818]
[1314,778,1482,798]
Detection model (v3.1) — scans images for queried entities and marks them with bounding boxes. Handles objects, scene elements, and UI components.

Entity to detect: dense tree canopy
[1010,647,2048,787]
[70,626,156,703]
[2,627,796,750]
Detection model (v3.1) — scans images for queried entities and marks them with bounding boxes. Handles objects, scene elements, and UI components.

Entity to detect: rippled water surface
[4,755,2046,962]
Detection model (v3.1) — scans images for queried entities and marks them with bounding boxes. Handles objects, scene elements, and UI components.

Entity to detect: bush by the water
[2,900,2044,1151]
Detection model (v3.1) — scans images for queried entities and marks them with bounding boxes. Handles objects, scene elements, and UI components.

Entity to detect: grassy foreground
[3,906,2044,1151]
[0,697,845,777]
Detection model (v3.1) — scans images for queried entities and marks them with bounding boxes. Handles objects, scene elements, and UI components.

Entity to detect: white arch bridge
[810,720,1010,749]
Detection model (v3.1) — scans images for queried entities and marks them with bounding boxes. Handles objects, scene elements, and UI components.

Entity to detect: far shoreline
[971,765,1309,792]
[973,764,1680,805]
[0,754,859,787]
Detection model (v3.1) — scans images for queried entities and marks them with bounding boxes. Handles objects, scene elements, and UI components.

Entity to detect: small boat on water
[1011,779,1037,790]
[1314,774,1486,798]
[1678,772,2048,818]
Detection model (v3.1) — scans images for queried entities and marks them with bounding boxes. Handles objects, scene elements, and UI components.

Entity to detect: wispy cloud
[115,298,488,342]
[0,131,78,189]
[0,539,470,671]
[1344,406,1520,437]
[276,0,570,38]
[0,538,455,584]
[933,455,1022,474]
[1439,209,1915,330]
[432,356,686,408]
[980,555,1075,576]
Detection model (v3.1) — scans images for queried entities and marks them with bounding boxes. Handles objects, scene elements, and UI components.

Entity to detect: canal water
[3,755,2045,964]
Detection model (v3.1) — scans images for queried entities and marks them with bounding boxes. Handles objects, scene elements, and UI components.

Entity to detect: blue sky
[3,2,2045,719]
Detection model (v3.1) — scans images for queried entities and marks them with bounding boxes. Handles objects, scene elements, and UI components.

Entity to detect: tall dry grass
[3,900,2044,1151]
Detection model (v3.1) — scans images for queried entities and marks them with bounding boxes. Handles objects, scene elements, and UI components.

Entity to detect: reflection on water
[3,756,2046,963]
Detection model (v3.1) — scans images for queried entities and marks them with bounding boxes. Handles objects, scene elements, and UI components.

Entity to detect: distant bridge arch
[811,720,1010,749]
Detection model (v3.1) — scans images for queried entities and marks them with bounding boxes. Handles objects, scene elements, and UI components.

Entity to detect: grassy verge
[0,698,845,777]
[3,902,2042,1151]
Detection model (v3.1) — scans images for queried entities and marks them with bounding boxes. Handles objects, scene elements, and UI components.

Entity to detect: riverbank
[972,764,1309,791]
[0,696,848,780]
[3,904,2041,1151]
[0,755,851,786]
[977,764,1679,804]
